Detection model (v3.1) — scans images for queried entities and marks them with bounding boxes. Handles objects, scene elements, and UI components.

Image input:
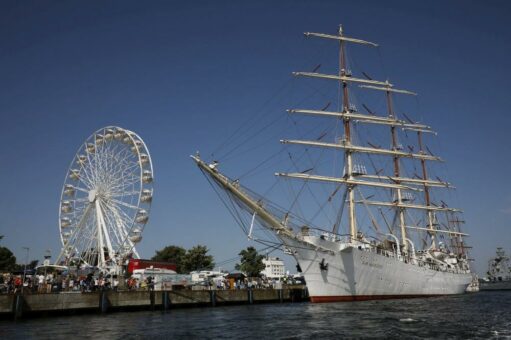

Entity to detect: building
[261,257,286,279]
[127,259,177,274]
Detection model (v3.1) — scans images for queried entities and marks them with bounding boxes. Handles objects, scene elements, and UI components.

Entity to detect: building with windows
[261,257,286,279]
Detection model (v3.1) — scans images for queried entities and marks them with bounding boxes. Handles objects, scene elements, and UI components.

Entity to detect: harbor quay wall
[0,295,14,314]
[0,287,308,319]
[24,292,99,311]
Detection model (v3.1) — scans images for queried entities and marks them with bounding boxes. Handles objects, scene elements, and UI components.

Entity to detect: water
[1,291,510,339]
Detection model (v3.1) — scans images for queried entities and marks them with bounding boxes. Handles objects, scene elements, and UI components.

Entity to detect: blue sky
[0,0,510,276]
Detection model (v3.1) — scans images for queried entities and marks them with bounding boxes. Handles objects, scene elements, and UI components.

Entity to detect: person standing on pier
[37,274,44,293]
[14,276,21,293]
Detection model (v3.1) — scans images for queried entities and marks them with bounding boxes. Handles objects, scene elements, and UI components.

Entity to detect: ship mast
[338,25,357,242]
[417,130,436,248]
[385,90,408,252]
[277,26,464,250]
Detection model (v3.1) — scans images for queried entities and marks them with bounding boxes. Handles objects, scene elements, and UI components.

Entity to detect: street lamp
[22,247,29,294]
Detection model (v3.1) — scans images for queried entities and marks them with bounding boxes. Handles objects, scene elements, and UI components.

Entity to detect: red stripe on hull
[310,294,445,303]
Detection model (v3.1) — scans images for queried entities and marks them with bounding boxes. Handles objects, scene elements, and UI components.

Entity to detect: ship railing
[415,258,469,274]
[364,243,400,260]
[363,245,467,274]
[299,227,351,243]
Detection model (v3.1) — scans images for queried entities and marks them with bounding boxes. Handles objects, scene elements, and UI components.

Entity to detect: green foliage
[152,245,215,274]
[182,245,215,272]
[235,246,265,277]
[28,260,38,270]
[11,260,39,273]
[151,245,186,273]
[0,246,16,272]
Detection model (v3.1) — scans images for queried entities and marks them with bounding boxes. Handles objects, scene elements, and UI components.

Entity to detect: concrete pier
[1,287,308,319]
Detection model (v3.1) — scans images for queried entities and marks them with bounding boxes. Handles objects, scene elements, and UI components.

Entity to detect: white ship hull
[282,236,472,302]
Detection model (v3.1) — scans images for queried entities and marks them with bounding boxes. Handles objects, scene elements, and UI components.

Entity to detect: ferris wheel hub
[88,189,97,203]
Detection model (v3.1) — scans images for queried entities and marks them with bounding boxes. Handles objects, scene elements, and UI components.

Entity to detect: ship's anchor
[320,258,329,271]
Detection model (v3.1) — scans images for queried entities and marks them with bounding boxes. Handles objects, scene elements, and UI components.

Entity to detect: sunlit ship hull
[282,236,472,302]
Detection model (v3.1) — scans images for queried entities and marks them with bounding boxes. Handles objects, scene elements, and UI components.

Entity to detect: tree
[0,246,16,272]
[235,246,265,277]
[11,259,39,273]
[182,245,214,273]
[28,260,38,270]
[151,245,186,273]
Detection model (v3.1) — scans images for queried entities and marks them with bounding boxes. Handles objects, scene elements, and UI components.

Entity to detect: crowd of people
[210,277,277,290]
[0,272,167,294]
[195,274,304,291]
[0,273,121,294]
[0,271,304,294]
[126,276,155,291]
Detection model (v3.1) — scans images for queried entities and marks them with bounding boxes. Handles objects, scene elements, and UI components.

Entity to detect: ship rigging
[193,25,473,301]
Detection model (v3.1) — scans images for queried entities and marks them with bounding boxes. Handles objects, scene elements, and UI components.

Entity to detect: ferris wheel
[56,126,154,273]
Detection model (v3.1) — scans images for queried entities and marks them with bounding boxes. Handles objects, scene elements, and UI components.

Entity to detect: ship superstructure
[487,248,511,281]
[480,248,511,291]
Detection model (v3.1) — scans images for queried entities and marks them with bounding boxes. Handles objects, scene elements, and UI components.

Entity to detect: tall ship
[480,248,511,290]
[193,25,472,302]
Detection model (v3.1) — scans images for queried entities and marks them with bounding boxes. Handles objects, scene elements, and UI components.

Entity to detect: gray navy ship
[480,248,511,291]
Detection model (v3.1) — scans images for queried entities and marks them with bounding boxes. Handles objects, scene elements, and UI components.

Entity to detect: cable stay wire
[219,113,287,162]
[211,78,295,159]
[212,36,336,163]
